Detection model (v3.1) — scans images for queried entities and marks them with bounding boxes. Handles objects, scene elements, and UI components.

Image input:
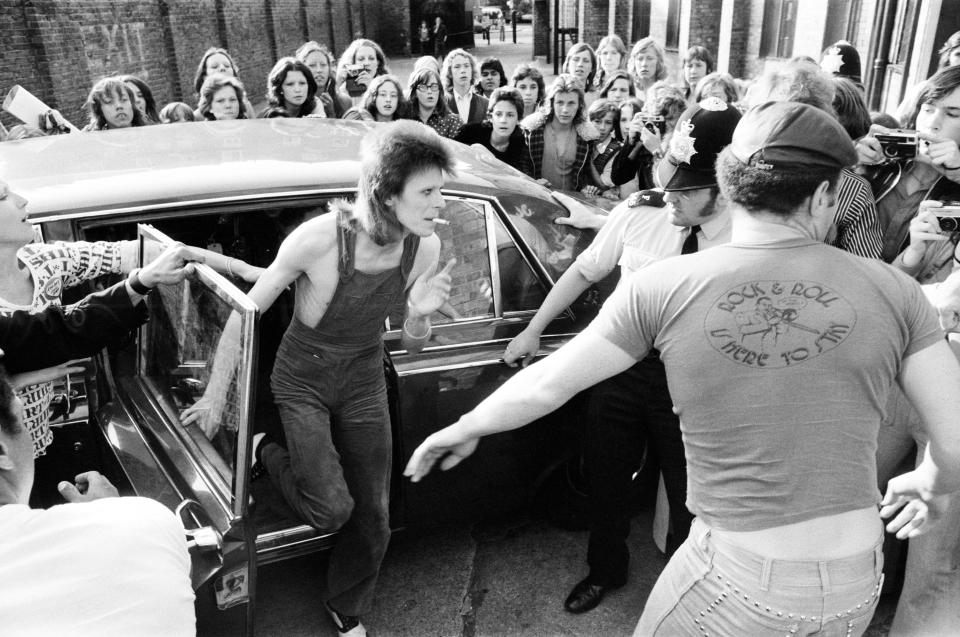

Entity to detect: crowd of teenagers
[6,32,959,212]
[5,24,960,637]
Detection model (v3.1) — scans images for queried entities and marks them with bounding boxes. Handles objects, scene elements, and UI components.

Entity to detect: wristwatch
[127,268,153,295]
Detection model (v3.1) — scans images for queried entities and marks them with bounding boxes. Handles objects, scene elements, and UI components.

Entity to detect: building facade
[535,0,960,117]
[0,0,409,129]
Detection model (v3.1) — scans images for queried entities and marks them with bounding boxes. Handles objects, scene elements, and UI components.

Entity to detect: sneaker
[250,432,267,481]
[326,603,367,637]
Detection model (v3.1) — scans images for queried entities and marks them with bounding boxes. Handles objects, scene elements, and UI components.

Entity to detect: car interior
[42,194,556,535]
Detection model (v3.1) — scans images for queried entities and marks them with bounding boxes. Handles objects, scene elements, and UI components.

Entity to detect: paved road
[201,503,895,636]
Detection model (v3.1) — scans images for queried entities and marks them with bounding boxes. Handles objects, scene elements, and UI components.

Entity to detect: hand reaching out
[408,259,457,318]
[139,242,206,288]
[58,471,119,502]
[503,329,539,368]
[180,392,226,440]
[403,423,480,482]
[879,471,947,539]
[10,359,87,390]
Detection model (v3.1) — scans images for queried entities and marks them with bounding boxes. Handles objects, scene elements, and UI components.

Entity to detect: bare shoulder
[277,213,338,262]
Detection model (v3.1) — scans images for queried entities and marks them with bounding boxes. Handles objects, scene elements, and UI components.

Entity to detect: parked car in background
[0,118,627,635]
[481,6,503,22]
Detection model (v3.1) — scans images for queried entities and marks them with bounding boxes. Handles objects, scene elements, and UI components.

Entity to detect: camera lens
[939,217,959,232]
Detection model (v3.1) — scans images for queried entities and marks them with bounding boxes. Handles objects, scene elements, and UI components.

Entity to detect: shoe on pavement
[563,576,625,614]
[326,602,367,637]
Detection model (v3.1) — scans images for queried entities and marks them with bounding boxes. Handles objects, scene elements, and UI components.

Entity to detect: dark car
[0,118,623,633]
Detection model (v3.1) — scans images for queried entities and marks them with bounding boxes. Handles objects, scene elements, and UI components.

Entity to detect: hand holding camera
[857,124,924,166]
[345,64,371,97]
[875,129,920,160]
[860,124,960,175]
[634,113,664,154]
[901,201,959,270]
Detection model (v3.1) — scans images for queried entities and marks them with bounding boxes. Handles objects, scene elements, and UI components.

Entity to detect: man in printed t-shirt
[405,102,960,636]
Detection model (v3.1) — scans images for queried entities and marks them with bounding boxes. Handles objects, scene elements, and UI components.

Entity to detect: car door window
[491,213,547,313]
[385,196,548,348]
[138,225,258,516]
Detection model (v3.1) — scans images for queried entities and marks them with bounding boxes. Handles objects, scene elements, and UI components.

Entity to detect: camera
[875,129,919,160]
[345,64,366,97]
[635,114,666,136]
[936,202,960,232]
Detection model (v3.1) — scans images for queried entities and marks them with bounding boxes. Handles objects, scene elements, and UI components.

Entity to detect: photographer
[853,68,960,636]
[335,39,389,110]
[610,85,687,191]
[891,200,960,283]
[856,65,960,263]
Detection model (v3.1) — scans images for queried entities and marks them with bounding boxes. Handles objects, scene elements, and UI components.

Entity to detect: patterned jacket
[520,111,599,190]
[6,241,134,456]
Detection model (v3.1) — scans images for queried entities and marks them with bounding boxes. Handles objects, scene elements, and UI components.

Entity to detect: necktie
[681,225,701,255]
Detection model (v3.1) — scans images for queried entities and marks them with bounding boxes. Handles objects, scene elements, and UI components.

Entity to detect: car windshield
[495,192,594,283]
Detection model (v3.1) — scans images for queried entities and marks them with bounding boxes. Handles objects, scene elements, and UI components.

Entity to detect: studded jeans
[634,518,884,637]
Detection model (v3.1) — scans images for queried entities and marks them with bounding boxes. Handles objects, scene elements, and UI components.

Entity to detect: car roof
[0,118,551,217]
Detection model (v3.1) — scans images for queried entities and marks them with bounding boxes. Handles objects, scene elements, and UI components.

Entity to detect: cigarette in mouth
[432,218,450,225]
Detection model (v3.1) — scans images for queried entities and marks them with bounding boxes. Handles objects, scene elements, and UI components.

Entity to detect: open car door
[131,224,260,631]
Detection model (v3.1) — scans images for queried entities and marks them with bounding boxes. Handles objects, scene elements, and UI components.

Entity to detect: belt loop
[698,526,711,552]
[874,543,884,578]
[759,558,772,592]
[818,561,832,595]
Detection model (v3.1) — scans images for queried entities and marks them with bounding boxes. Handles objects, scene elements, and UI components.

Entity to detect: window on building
[760,0,798,58]
[665,0,681,50]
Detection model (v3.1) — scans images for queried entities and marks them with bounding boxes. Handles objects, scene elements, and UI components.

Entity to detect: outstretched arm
[884,340,960,538]
[180,224,322,437]
[0,243,201,373]
[404,330,637,481]
[503,263,593,367]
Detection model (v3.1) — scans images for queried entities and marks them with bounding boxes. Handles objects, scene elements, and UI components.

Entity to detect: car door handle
[185,526,222,551]
[176,498,223,552]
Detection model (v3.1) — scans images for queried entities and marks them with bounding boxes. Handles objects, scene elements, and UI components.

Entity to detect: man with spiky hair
[184,121,457,636]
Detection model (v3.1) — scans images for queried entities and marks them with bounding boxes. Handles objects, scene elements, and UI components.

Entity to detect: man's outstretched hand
[403,423,480,482]
[58,471,119,502]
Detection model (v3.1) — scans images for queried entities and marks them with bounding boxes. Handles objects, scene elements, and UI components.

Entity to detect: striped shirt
[832,169,883,259]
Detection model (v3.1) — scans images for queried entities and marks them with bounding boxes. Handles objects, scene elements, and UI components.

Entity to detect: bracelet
[944,164,960,171]
[403,316,431,340]
[227,258,237,278]
[128,268,153,295]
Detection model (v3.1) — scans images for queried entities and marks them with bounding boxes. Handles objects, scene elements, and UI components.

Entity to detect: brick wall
[578,0,609,50]
[726,0,753,79]
[533,0,549,58]
[687,0,721,56]
[741,0,766,79]
[612,0,632,42]
[0,0,398,130]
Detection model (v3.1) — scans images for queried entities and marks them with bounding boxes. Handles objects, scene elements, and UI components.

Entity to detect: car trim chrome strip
[485,203,504,316]
[28,187,357,223]
[393,332,579,377]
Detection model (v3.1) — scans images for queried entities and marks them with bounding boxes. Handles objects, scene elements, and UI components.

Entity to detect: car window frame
[383,193,556,342]
[136,224,260,520]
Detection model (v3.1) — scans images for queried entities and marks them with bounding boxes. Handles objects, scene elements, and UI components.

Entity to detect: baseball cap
[730,101,857,171]
[820,41,862,84]
[656,97,742,191]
